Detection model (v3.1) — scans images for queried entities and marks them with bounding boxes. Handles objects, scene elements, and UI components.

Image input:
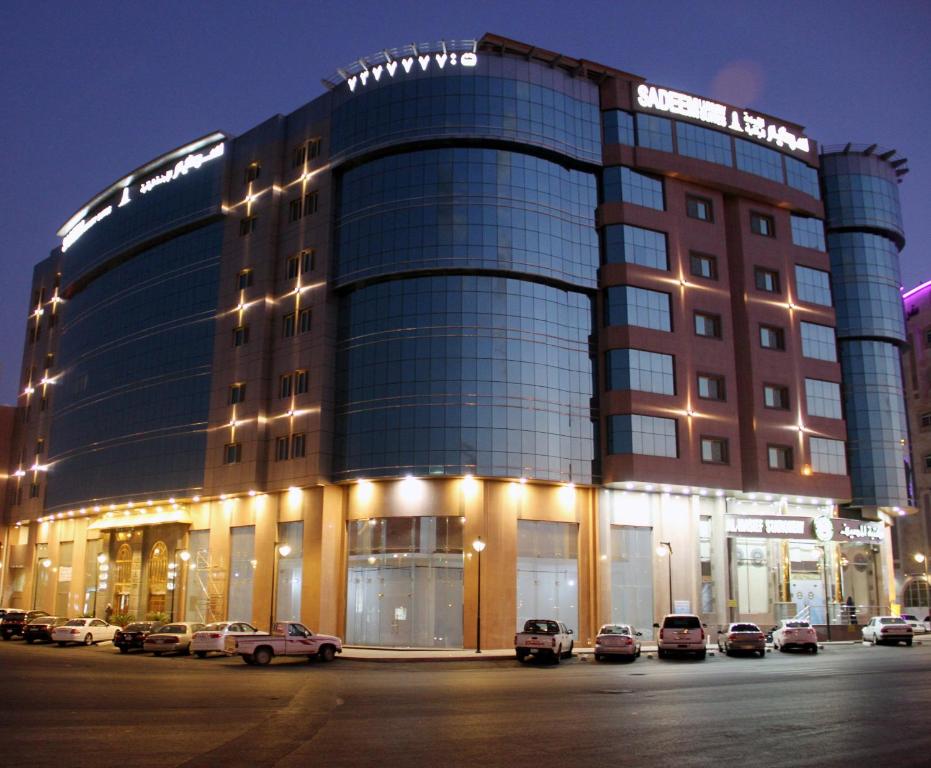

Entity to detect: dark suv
[1,610,50,640]
[113,621,164,653]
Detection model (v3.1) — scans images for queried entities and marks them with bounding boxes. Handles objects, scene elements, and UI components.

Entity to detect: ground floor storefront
[0,478,899,647]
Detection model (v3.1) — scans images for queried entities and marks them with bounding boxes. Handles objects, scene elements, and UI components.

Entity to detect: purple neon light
[902,279,931,301]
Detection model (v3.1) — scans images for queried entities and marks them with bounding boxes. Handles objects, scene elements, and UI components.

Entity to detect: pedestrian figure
[845,595,857,625]
[104,602,113,624]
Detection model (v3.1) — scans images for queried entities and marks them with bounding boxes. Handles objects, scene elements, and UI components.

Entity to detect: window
[237,269,254,290]
[292,138,321,168]
[686,195,713,222]
[44,353,54,370]
[279,374,293,399]
[760,325,785,350]
[921,412,931,429]
[795,265,832,306]
[754,267,780,293]
[229,383,246,405]
[697,374,725,401]
[603,110,634,145]
[925,454,931,471]
[805,378,842,419]
[790,215,826,251]
[288,198,302,222]
[694,312,722,339]
[40,396,48,412]
[636,113,673,152]
[764,384,790,410]
[232,325,249,347]
[735,139,785,183]
[294,370,309,394]
[286,255,300,279]
[605,286,672,331]
[602,166,665,210]
[810,437,846,475]
[750,212,775,237]
[800,322,837,361]
[301,249,316,273]
[224,443,242,465]
[676,122,732,166]
[701,437,729,464]
[239,216,256,236]
[605,349,675,395]
[607,414,678,458]
[289,192,319,222]
[785,157,821,199]
[926,329,931,347]
[690,252,718,280]
[767,445,793,471]
[282,312,296,338]
[243,162,260,183]
[304,191,319,216]
[298,308,312,334]
[291,433,306,458]
[307,138,321,160]
[276,436,290,461]
[604,224,668,270]
[30,482,40,498]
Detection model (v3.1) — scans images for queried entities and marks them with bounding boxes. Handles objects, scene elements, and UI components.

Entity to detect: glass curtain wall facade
[516,520,579,633]
[228,527,255,621]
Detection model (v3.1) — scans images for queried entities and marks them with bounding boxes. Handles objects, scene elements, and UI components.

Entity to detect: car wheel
[697,650,707,660]
[636,647,641,658]
[26,637,34,644]
[119,646,129,654]
[870,634,877,646]
[318,645,336,663]
[905,639,913,647]
[243,655,256,665]
[516,650,528,663]
[759,649,766,658]
[57,641,66,647]
[552,646,561,665]
[565,641,574,659]
[658,648,667,659]
[254,647,273,666]
[810,644,818,654]
[195,651,207,658]
[83,633,94,646]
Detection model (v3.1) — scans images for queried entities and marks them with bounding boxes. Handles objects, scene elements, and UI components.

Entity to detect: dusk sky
[1,0,928,405]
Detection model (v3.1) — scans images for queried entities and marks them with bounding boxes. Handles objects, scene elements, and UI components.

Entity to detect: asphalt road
[1,639,928,767]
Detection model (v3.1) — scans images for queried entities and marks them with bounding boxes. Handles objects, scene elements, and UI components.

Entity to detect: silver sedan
[593,624,642,661]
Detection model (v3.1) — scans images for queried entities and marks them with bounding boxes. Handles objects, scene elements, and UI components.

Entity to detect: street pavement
[0,639,928,767]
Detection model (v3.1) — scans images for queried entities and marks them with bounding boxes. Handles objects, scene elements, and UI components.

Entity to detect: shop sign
[347,51,478,92]
[725,515,884,542]
[58,566,72,582]
[635,83,811,154]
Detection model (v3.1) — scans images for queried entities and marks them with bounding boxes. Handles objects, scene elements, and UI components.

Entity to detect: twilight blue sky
[0,0,928,404]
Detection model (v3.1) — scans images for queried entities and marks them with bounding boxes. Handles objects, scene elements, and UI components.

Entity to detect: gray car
[718,622,766,657]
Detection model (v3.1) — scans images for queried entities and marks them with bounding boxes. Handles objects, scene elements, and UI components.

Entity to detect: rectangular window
[288,198,303,222]
[602,167,665,210]
[697,374,725,401]
[735,138,785,182]
[785,156,821,199]
[303,191,319,216]
[291,433,306,458]
[603,110,635,145]
[694,311,722,339]
[605,349,675,395]
[810,437,846,475]
[767,445,793,471]
[790,215,827,251]
[229,383,246,405]
[754,267,780,293]
[760,325,786,350]
[298,307,312,334]
[307,138,321,160]
[282,313,296,338]
[636,113,674,152]
[30,482,40,499]
[237,269,253,290]
[608,414,678,458]
[764,384,790,410]
[805,378,842,419]
[701,437,729,464]
[294,369,309,394]
[279,374,293,399]
[232,325,249,347]
[224,443,242,465]
[750,212,775,237]
[686,195,713,222]
[44,353,54,369]
[925,454,931,471]
[276,436,290,461]
[292,139,321,168]
[604,224,668,270]
[239,216,256,236]
[689,252,718,280]
[605,286,672,331]
[40,396,48,412]
[676,122,732,166]
[287,255,300,279]
[301,249,316,273]
[921,412,931,429]
[795,265,832,306]
[243,163,260,183]
[800,322,837,361]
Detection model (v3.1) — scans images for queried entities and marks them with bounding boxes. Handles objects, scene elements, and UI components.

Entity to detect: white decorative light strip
[636,84,810,155]
[348,52,477,92]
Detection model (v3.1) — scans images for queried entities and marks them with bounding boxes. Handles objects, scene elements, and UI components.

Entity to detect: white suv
[657,614,707,659]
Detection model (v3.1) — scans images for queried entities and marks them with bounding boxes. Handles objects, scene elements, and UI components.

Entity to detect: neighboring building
[0,35,908,646]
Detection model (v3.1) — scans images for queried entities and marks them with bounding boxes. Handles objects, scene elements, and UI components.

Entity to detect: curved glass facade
[821,153,904,244]
[334,275,596,482]
[46,223,222,508]
[335,148,598,288]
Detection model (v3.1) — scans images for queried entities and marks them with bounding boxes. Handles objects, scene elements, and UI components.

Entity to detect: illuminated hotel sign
[636,84,810,154]
[61,142,225,253]
[725,515,883,542]
[347,51,477,92]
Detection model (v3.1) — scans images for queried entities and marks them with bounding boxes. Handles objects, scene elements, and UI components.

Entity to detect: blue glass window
[795,265,832,306]
[603,225,668,270]
[735,139,784,182]
[607,414,677,457]
[805,378,842,419]
[604,110,635,145]
[602,167,665,210]
[785,157,821,198]
[810,437,846,475]
[605,286,671,331]
[676,122,732,166]
[791,215,826,251]
[800,322,837,361]
[605,349,675,395]
[636,114,673,152]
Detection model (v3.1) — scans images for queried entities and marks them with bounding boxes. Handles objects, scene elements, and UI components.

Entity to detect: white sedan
[899,614,928,635]
[191,621,260,657]
[143,622,205,655]
[772,619,818,653]
[52,618,118,646]
[862,616,913,646]
[593,624,642,661]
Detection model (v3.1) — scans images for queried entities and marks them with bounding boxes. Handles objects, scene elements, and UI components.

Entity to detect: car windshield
[65,620,86,626]
[599,625,630,635]
[732,624,760,632]
[125,623,154,632]
[158,625,186,634]
[28,617,58,625]
[524,620,560,634]
[785,621,810,628]
[880,618,906,625]
[3,613,25,620]
[664,616,701,629]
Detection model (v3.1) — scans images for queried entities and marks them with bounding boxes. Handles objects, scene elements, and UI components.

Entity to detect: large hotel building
[0,35,915,646]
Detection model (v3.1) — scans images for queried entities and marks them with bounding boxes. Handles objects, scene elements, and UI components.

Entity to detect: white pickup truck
[225,621,343,665]
[515,619,574,664]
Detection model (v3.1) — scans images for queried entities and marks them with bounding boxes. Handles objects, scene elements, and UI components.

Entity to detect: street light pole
[472,537,486,653]
[656,542,673,614]
[822,545,832,641]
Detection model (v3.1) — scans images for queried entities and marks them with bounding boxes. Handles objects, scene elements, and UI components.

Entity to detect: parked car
[143,622,205,655]
[52,618,118,646]
[226,621,342,665]
[515,619,574,664]
[113,621,164,653]
[718,622,766,657]
[656,614,707,659]
[191,621,260,657]
[593,623,641,661]
[772,620,818,653]
[862,616,913,646]
[1,610,50,640]
[898,614,928,635]
[24,615,69,643]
